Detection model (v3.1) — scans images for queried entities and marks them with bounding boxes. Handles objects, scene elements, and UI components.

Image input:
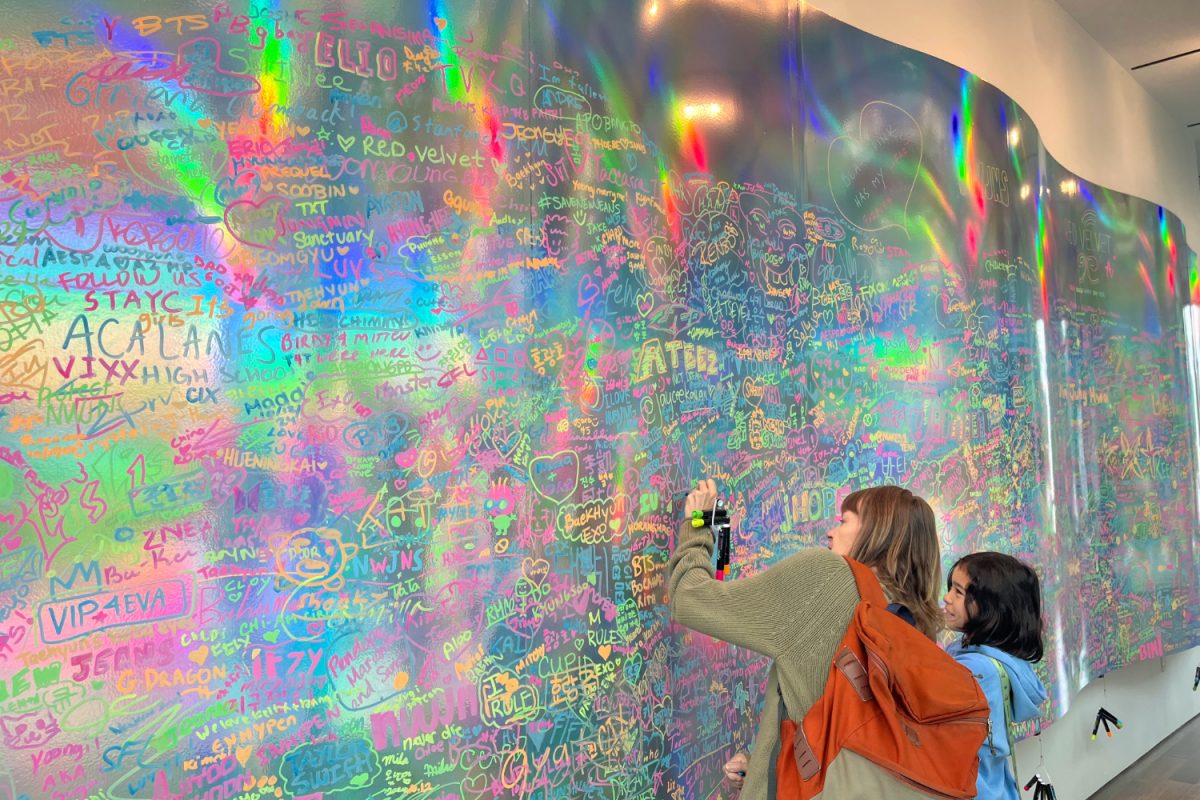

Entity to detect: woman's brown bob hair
[842,486,943,640]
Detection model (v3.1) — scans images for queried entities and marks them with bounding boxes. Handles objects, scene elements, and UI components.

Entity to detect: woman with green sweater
[669,480,945,799]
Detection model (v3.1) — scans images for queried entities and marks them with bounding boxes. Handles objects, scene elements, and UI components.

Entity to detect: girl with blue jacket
[943,552,1048,800]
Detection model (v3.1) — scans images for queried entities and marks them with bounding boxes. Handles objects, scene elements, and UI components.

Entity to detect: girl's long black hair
[950,552,1045,662]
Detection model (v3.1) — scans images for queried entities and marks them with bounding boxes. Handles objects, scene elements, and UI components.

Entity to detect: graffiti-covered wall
[0,2,1197,798]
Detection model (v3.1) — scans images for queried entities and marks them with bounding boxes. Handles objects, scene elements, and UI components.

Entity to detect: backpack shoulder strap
[843,557,887,606]
[885,602,916,627]
[985,655,1019,783]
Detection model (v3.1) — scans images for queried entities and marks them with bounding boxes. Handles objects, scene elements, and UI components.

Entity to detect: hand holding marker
[682,480,733,580]
[713,498,731,580]
[683,482,744,789]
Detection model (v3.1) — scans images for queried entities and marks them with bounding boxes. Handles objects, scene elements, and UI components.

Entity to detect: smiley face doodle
[275,527,359,591]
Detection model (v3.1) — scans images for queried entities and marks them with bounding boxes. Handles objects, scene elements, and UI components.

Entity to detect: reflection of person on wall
[670,480,944,799]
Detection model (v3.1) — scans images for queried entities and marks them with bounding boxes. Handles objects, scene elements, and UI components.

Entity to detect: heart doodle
[827,101,922,235]
[528,451,580,505]
[742,377,766,408]
[521,557,550,586]
[643,235,684,293]
[490,425,526,461]
[225,194,288,249]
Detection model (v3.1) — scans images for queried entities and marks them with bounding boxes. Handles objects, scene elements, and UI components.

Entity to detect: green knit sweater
[668,521,932,800]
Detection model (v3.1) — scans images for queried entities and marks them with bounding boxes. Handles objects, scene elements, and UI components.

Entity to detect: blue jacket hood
[947,640,1048,800]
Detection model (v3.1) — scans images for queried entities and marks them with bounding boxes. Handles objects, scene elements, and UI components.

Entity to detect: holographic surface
[0,2,1196,798]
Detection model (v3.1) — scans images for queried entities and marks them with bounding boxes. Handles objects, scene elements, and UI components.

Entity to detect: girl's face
[826,508,862,556]
[943,566,971,632]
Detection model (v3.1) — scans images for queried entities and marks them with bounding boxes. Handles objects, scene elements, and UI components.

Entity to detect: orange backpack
[776,558,990,799]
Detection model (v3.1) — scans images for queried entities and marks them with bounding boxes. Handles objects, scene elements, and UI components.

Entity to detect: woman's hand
[723,751,749,792]
[684,479,718,517]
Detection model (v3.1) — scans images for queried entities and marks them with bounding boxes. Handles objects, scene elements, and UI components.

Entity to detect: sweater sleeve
[667,519,857,659]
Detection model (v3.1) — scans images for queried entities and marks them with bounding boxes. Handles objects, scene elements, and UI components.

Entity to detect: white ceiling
[1055,0,1200,173]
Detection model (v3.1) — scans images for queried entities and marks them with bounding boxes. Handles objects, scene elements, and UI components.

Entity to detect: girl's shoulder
[948,643,1009,673]
[948,644,994,672]
[951,644,1040,680]
[945,638,973,658]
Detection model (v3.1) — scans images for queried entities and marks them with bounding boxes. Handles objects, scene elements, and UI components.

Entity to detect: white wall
[804,0,1200,796]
